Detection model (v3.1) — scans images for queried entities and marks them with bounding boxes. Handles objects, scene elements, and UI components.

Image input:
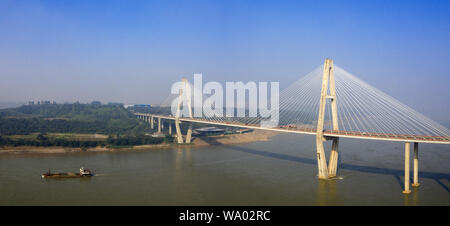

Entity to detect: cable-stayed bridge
[135,59,449,194]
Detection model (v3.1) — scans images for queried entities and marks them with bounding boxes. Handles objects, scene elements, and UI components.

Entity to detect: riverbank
[0,130,278,154]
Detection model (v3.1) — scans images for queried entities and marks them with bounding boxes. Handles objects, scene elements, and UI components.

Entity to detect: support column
[316,139,329,179]
[174,80,184,144]
[328,138,339,177]
[412,142,420,187]
[327,57,339,178]
[316,59,334,180]
[151,116,154,129]
[315,58,340,179]
[158,117,161,133]
[175,119,183,143]
[168,123,172,135]
[403,142,411,194]
[173,77,192,144]
[185,124,192,143]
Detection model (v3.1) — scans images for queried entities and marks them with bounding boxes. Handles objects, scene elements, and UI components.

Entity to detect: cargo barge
[42,167,93,178]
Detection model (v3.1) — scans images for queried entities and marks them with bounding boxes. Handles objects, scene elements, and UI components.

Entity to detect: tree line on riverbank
[0,133,172,148]
[0,102,150,135]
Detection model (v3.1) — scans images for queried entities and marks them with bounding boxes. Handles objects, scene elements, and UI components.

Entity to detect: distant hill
[0,103,151,135]
[0,101,25,109]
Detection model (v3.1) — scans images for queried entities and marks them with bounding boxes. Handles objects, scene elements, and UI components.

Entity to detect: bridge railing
[136,113,450,142]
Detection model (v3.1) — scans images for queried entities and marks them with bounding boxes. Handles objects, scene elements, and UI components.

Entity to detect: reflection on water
[0,133,449,205]
[316,179,339,206]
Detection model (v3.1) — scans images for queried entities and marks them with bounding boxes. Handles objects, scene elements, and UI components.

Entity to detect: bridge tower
[175,77,193,144]
[316,58,340,179]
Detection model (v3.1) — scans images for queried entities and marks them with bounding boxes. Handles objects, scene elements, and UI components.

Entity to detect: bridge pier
[175,119,183,143]
[402,142,411,194]
[168,122,172,135]
[185,124,193,143]
[412,142,420,187]
[328,138,339,177]
[151,116,154,129]
[316,138,329,179]
[158,117,161,133]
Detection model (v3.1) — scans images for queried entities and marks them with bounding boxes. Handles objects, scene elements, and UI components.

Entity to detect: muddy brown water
[0,133,448,205]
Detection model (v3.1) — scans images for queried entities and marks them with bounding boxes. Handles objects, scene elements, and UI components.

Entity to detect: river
[0,133,448,205]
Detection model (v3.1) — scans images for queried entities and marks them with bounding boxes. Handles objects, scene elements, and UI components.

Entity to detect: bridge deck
[135,113,450,144]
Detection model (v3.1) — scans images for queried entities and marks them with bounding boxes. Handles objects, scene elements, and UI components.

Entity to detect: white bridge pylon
[174,78,193,144]
[316,59,339,179]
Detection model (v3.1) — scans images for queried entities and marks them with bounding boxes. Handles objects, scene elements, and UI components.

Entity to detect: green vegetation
[0,102,150,135]
[0,133,169,148]
[0,102,175,148]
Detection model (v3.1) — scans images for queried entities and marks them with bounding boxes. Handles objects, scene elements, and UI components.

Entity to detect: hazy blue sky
[0,0,449,123]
